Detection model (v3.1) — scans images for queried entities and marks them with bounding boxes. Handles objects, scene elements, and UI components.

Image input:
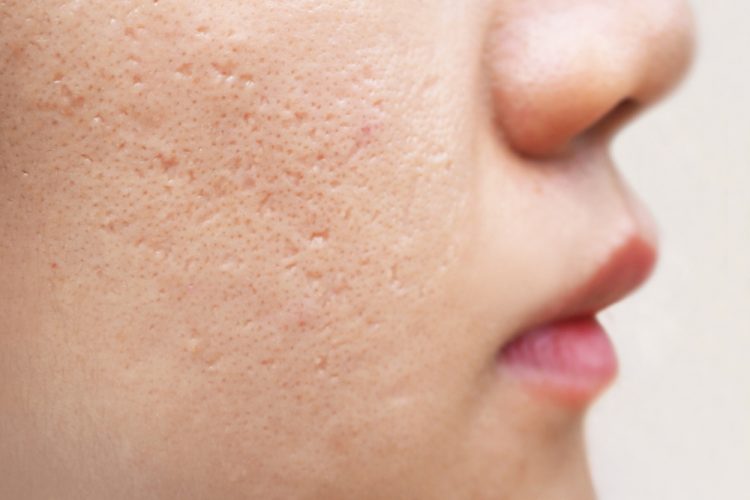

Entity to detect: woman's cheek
[2,2,483,496]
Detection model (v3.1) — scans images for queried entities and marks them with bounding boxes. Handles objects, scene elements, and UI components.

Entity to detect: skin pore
[0,1,694,499]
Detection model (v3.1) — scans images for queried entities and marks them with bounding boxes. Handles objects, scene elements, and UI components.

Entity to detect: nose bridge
[486,0,696,158]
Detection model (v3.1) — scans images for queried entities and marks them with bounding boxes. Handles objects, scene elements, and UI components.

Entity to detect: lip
[531,233,658,324]
[496,233,658,408]
[498,316,617,407]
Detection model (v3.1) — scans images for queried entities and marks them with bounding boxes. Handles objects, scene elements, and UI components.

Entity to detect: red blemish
[157,153,179,171]
[51,262,58,269]
[355,122,382,150]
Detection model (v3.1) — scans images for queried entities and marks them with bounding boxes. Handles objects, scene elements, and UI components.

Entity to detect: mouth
[496,233,657,408]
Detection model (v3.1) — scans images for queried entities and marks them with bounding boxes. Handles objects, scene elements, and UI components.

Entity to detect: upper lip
[524,232,658,330]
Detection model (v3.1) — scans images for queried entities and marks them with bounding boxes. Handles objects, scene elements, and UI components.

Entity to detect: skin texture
[0,1,694,499]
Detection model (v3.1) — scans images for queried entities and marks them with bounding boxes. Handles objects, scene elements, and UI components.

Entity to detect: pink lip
[497,234,657,408]
[498,317,617,407]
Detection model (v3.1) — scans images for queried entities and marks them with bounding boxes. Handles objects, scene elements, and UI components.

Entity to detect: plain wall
[587,1,750,498]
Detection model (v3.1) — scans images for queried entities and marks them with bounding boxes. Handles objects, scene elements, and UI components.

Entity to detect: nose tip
[486,0,697,158]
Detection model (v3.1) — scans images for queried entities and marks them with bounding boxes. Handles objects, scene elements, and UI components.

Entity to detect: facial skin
[0,1,694,499]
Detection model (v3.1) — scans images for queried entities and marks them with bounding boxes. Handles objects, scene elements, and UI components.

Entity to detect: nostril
[582,98,642,146]
[491,87,643,160]
[501,98,643,160]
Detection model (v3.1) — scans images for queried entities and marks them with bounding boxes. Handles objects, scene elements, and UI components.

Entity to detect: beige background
[587,1,750,498]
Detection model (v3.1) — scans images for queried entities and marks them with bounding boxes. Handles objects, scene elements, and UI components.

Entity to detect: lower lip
[497,317,618,408]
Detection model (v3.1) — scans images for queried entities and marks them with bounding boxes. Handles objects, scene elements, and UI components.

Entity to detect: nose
[485,0,696,158]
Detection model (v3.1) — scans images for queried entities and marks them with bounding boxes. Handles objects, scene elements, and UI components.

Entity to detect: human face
[0,1,694,499]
